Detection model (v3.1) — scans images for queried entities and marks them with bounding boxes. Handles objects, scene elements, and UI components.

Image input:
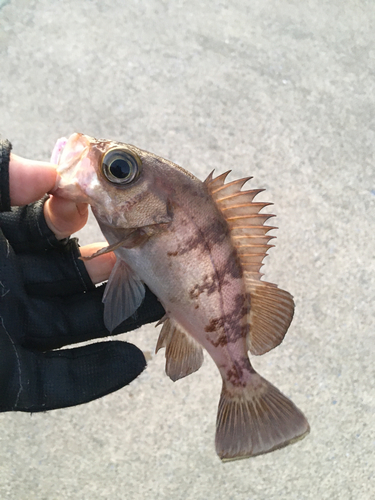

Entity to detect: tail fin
[215,373,309,461]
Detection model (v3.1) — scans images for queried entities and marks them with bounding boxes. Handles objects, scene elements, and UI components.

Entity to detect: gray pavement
[0,0,374,499]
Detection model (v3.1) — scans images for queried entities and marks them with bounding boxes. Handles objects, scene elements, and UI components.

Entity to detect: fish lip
[52,133,91,163]
[50,133,93,201]
[50,136,68,164]
[55,133,91,175]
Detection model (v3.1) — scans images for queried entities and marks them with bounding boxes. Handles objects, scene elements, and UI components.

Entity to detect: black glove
[0,200,165,412]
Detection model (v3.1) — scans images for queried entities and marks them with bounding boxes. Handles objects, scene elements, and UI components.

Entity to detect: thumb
[9,154,58,206]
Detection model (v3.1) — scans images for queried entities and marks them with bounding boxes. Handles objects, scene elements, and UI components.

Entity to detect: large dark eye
[102,148,141,185]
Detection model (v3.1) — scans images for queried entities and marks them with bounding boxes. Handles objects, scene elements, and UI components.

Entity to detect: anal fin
[245,276,295,355]
[156,318,204,381]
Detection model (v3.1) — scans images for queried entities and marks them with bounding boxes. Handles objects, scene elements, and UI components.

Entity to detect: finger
[9,154,58,206]
[5,342,146,412]
[80,243,117,284]
[44,195,89,240]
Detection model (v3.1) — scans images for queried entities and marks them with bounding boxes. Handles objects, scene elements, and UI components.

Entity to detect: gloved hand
[0,201,164,412]
[0,139,164,412]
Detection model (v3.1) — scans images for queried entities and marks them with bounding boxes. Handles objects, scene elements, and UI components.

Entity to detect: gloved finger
[44,195,88,240]
[25,285,165,351]
[20,238,95,297]
[9,154,57,206]
[2,341,146,412]
[20,239,115,295]
[0,201,69,252]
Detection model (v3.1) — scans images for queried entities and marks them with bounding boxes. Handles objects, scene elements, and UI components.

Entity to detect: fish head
[53,133,174,229]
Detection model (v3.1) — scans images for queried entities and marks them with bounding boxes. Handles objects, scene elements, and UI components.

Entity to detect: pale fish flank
[53,133,309,461]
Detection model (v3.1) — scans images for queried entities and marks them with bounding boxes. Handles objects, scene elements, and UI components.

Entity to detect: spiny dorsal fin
[204,170,275,279]
[205,171,295,355]
[156,318,204,381]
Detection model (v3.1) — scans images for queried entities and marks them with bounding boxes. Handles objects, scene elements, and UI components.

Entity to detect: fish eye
[102,148,142,185]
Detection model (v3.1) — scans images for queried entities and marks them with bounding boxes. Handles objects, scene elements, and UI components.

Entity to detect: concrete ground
[0,1,374,499]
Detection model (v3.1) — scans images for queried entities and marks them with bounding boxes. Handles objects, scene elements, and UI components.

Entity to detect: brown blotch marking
[211,333,230,347]
[226,367,245,386]
[205,293,249,347]
[189,274,219,299]
[216,250,243,281]
[209,258,241,299]
[225,359,253,386]
[206,217,231,246]
[205,317,224,334]
[176,216,229,257]
[192,246,243,306]
[174,230,206,256]
[167,250,179,257]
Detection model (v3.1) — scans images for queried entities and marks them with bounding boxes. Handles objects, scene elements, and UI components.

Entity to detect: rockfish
[53,133,309,460]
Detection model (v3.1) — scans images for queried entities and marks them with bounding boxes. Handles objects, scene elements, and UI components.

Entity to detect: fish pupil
[109,159,131,179]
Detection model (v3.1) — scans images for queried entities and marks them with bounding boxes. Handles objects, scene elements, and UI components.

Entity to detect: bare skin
[9,153,115,284]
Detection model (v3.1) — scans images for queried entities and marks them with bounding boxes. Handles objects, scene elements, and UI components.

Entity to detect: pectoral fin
[245,277,295,355]
[103,259,145,332]
[156,318,204,381]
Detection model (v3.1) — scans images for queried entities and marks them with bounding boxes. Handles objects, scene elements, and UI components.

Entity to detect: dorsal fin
[204,170,275,280]
[205,170,295,355]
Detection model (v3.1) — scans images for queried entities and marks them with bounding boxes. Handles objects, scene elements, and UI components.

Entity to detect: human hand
[9,153,114,283]
[0,148,164,412]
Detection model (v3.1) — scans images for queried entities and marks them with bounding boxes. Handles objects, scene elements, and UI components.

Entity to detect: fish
[52,132,309,461]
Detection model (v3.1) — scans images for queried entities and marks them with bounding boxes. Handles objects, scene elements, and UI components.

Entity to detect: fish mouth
[51,133,93,203]
[51,133,91,171]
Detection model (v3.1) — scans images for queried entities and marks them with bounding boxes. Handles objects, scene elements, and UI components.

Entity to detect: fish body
[54,133,309,460]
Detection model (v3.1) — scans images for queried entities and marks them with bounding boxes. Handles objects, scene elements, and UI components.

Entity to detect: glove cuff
[0,139,12,212]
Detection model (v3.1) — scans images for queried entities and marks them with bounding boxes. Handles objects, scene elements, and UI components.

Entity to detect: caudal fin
[215,374,309,461]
